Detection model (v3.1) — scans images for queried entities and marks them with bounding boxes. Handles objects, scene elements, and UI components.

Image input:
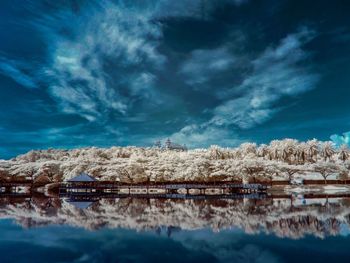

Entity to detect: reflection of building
[154,139,187,151]
[155,226,181,237]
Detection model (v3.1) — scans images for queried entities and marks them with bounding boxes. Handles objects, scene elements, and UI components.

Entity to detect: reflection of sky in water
[340,223,350,236]
[1,219,350,263]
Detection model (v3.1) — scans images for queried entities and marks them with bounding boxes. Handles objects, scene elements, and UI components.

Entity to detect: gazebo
[67,173,97,183]
[64,173,98,194]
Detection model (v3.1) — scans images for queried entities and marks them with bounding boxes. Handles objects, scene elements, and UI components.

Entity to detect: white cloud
[130,72,156,99]
[154,0,248,19]
[0,56,36,89]
[171,28,319,146]
[0,2,320,151]
[37,1,166,122]
[0,0,248,126]
[210,97,275,129]
[170,124,242,148]
[210,27,319,129]
[180,48,235,86]
[331,132,350,147]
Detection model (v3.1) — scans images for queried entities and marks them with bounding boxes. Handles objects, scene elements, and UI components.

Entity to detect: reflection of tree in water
[266,216,341,239]
[0,195,350,239]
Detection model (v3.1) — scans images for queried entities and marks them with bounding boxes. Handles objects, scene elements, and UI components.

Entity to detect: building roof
[169,143,185,149]
[167,142,187,150]
[67,173,97,182]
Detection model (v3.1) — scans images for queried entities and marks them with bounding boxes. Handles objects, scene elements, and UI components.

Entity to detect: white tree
[239,143,257,157]
[295,142,307,164]
[241,160,266,183]
[1,138,350,185]
[306,139,319,163]
[278,164,303,182]
[320,141,335,162]
[313,162,339,184]
[338,145,349,162]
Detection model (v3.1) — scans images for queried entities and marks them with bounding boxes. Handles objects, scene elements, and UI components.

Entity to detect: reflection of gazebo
[67,200,94,210]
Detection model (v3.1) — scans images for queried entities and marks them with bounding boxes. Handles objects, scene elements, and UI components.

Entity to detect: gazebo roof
[67,173,97,182]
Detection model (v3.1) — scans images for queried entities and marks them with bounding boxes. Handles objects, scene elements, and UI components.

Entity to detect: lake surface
[1,194,350,263]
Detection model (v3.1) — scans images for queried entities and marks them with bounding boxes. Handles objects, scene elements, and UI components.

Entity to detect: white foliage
[0,139,349,183]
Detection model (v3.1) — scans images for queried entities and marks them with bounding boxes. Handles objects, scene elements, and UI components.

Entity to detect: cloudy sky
[0,0,350,158]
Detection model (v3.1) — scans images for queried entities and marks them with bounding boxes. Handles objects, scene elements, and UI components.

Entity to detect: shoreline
[3,179,350,196]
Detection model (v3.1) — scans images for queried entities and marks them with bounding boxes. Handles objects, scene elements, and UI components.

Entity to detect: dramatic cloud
[170,124,242,148]
[331,132,350,147]
[154,0,248,19]
[171,28,319,146]
[3,0,349,157]
[180,48,236,86]
[210,28,319,129]
[0,56,37,89]
[38,1,165,122]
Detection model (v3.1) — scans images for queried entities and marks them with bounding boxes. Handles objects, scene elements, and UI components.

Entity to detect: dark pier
[0,180,32,195]
[59,180,268,198]
[61,193,267,203]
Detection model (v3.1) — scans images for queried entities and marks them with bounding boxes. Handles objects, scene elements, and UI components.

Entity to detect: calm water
[1,195,350,263]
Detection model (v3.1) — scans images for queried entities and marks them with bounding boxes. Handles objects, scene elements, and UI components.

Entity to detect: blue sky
[0,0,350,158]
